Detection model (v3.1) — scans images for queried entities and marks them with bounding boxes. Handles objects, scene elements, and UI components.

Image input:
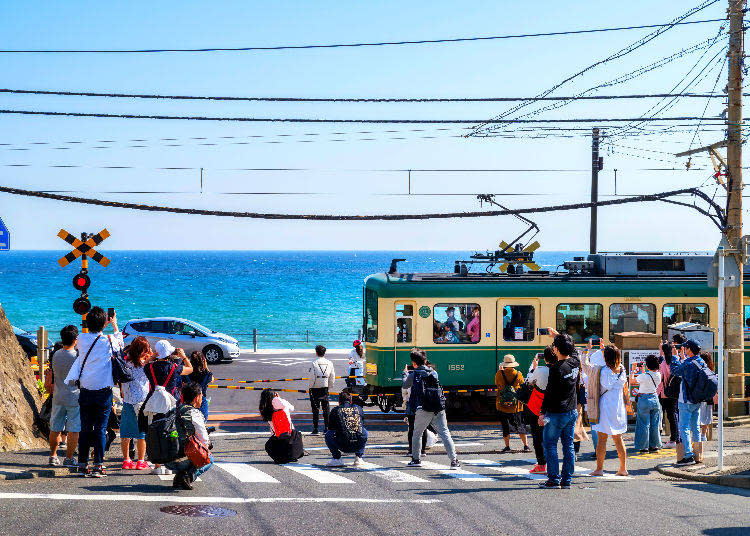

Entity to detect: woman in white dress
[589,345,628,477]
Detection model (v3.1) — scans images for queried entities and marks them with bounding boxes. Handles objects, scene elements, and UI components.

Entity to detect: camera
[537,328,549,335]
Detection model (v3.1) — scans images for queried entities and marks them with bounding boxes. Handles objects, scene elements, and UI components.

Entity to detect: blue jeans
[325,429,367,458]
[542,409,577,486]
[199,397,209,422]
[171,454,213,481]
[678,401,701,457]
[78,387,113,466]
[635,394,662,450]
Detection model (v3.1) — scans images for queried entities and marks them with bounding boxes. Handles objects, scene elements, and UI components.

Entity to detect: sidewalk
[0,450,70,482]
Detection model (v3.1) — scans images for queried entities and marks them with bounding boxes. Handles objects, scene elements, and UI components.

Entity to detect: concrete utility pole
[725,0,745,416]
[590,127,600,254]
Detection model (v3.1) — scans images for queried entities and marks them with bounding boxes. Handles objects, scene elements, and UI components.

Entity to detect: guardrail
[237,329,363,352]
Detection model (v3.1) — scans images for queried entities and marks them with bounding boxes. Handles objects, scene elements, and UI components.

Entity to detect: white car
[122,317,240,364]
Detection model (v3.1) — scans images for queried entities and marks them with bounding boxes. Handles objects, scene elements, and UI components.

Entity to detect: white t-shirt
[527,366,550,391]
[189,407,209,447]
[635,370,662,395]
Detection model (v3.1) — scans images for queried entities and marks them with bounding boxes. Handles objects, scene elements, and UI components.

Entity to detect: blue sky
[0,1,733,251]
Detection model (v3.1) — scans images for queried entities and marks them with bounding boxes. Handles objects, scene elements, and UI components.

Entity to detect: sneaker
[676,456,696,467]
[173,471,193,490]
[406,459,422,467]
[153,465,170,475]
[122,460,136,470]
[353,456,364,467]
[310,429,319,436]
[62,457,77,468]
[522,445,532,453]
[500,446,512,454]
[529,464,547,475]
[91,465,107,478]
[450,459,461,470]
[79,465,91,477]
[538,480,560,489]
[135,460,150,470]
[560,483,571,489]
[648,447,660,453]
[326,458,344,467]
[48,456,62,467]
[638,449,649,454]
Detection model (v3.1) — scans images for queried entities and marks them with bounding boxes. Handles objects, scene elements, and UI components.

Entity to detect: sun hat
[154,340,176,359]
[501,354,520,368]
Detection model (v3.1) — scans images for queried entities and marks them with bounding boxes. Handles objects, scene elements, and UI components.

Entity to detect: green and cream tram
[361,252,750,413]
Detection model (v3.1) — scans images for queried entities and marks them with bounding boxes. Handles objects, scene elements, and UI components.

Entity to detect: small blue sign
[0,218,8,251]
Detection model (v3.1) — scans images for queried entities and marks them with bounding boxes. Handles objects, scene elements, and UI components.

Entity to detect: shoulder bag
[74,335,102,389]
[109,335,134,384]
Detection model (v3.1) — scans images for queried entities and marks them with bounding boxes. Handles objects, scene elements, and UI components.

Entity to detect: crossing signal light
[73,272,90,292]
[73,297,91,315]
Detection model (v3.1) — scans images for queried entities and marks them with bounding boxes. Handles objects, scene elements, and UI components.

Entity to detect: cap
[684,339,701,355]
[353,340,362,347]
[154,340,176,359]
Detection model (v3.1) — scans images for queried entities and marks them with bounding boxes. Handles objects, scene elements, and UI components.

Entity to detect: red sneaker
[121,460,136,470]
[529,464,547,474]
[134,460,150,470]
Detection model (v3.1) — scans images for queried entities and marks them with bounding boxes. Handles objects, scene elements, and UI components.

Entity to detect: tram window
[396,304,414,344]
[662,303,709,336]
[503,305,535,342]
[556,304,603,343]
[433,303,479,344]
[364,288,378,343]
[609,303,656,340]
[744,305,750,342]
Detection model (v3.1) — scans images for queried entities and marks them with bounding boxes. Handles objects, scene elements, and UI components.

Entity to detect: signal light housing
[73,272,91,292]
[73,297,91,315]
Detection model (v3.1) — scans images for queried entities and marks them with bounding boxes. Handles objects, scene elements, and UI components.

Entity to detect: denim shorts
[120,403,145,439]
[50,403,81,433]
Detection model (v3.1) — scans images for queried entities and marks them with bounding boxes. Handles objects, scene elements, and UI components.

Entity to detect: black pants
[309,388,330,432]
[523,407,545,466]
[661,397,679,442]
[406,414,434,455]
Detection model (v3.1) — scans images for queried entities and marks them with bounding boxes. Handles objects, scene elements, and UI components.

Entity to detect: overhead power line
[0,184,723,229]
[0,109,724,123]
[0,88,737,103]
[0,18,724,54]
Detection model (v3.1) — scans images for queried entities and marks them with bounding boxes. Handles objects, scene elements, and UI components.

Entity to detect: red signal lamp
[73,272,90,292]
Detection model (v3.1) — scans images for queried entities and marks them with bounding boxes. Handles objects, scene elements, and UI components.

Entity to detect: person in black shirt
[538,328,580,489]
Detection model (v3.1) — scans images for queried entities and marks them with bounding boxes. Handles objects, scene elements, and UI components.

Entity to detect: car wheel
[203,345,224,364]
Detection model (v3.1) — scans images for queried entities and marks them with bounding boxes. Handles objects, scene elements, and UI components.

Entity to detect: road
[0,350,747,536]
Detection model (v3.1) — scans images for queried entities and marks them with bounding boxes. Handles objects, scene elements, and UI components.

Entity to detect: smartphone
[107,307,115,319]
[590,337,600,345]
[406,365,415,371]
[537,328,549,335]
[534,352,544,360]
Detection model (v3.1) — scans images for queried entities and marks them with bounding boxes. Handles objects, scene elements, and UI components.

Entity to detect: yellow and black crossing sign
[57,228,110,268]
[498,240,541,272]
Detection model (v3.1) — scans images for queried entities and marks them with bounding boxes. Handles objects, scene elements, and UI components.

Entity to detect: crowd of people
[43,307,718,491]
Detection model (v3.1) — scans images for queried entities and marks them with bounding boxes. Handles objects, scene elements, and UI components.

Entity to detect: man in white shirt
[172,382,212,490]
[308,345,335,434]
[64,306,123,478]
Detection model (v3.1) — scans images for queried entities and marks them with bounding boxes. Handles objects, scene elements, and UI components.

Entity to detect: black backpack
[145,408,180,464]
[332,405,365,451]
[421,373,446,413]
[663,373,682,400]
[686,358,719,403]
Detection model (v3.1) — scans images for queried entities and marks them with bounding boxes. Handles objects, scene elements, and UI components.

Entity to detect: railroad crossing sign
[0,218,9,251]
[498,240,541,272]
[57,228,110,268]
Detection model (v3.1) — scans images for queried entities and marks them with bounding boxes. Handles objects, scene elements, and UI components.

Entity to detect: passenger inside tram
[433,304,477,344]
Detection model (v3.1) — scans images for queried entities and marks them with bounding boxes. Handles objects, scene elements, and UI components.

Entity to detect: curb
[0,467,72,482]
[657,464,750,490]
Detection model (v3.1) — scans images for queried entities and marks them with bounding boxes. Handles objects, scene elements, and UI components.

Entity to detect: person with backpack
[307,345,335,435]
[631,354,662,454]
[172,382,213,490]
[64,307,123,478]
[260,388,304,464]
[669,339,718,466]
[403,348,460,469]
[142,340,193,475]
[325,390,368,467]
[495,354,530,454]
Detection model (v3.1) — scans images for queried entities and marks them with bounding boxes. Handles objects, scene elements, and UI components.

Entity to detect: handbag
[664,374,682,400]
[526,387,544,416]
[516,381,533,404]
[109,336,134,384]
[185,435,211,469]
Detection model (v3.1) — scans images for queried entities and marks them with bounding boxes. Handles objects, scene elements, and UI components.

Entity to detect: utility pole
[590,127,601,254]
[725,0,745,417]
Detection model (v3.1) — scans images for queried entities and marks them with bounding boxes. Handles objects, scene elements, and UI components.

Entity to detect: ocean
[0,250,581,349]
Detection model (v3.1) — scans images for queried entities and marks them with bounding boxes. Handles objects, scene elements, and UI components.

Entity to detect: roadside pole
[589,127,600,254]
[717,247,725,471]
[36,326,48,385]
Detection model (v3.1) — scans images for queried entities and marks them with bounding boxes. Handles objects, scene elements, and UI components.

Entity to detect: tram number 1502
[448,364,465,371]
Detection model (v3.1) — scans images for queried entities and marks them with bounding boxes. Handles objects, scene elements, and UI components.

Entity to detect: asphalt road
[1,350,748,536]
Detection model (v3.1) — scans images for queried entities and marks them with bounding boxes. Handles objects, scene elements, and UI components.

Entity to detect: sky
[0,0,736,251]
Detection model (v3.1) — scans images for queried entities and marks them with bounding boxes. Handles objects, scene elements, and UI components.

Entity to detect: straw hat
[501,354,519,368]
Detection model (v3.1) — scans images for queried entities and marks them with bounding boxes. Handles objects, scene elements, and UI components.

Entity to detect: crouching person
[326,390,368,467]
[172,382,212,490]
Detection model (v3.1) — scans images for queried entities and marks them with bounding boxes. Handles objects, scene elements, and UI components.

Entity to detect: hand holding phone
[537,328,549,336]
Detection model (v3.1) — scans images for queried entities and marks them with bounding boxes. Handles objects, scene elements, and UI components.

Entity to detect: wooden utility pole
[590,127,600,254]
[725,0,745,416]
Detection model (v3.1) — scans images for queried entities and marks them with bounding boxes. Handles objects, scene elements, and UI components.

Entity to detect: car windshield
[188,321,215,334]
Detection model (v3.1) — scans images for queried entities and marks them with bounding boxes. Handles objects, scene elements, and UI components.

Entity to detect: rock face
[0,304,45,450]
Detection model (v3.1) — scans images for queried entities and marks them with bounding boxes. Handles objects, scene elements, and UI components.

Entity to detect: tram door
[497,299,541,370]
[394,301,416,373]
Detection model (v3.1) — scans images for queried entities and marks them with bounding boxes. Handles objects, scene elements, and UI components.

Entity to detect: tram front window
[744,305,750,341]
[503,305,535,342]
[662,303,709,336]
[556,303,603,343]
[609,303,656,340]
[433,303,479,344]
[364,288,378,343]
[396,304,413,343]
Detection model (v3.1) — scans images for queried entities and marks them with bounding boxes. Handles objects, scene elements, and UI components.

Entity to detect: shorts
[699,403,713,426]
[50,403,81,433]
[498,411,527,437]
[120,402,145,439]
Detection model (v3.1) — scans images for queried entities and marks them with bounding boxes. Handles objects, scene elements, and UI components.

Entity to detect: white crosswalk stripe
[351,461,429,483]
[464,458,631,481]
[283,463,355,484]
[398,460,495,481]
[215,462,279,483]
